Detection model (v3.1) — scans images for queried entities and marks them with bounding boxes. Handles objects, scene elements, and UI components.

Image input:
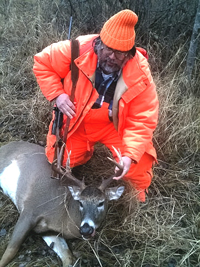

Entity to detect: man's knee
[123,168,153,190]
[123,153,155,190]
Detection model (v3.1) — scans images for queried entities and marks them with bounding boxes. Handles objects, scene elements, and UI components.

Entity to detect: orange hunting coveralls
[33,34,159,199]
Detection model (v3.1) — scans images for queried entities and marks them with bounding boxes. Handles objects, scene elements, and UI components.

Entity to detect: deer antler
[52,144,85,189]
[99,146,124,190]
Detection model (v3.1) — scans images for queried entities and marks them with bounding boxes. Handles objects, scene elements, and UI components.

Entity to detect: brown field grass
[0,1,200,266]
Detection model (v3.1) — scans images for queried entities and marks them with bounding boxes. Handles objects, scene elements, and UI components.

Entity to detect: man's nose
[109,52,117,59]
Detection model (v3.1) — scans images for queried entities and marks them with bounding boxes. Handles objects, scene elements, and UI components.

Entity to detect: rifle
[51,17,80,178]
[51,16,73,136]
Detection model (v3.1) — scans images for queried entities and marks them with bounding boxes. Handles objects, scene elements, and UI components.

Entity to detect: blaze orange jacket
[33,34,159,163]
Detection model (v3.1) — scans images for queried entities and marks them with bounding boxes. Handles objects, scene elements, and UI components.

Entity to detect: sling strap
[51,39,79,177]
[63,39,80,144]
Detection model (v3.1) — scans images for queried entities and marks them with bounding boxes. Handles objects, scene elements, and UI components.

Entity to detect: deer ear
[68,186,81,200]
[105,186,125,200]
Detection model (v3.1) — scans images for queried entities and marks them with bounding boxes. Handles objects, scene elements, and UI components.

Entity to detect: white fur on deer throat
[0,160,20,207]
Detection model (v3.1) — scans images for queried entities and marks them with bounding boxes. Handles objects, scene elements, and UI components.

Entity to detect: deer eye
[98,201,104,208]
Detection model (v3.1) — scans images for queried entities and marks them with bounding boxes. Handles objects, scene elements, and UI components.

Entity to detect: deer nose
[80,223,94,238]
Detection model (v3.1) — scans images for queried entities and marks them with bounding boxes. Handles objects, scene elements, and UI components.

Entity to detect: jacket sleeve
[122,80,159,162]
[33,40,71,101]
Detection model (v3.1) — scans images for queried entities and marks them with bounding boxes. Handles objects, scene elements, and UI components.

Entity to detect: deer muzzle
[80,222,95,239]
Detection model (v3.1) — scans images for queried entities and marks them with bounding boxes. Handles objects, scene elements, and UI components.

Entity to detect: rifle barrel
[68,16,73,40]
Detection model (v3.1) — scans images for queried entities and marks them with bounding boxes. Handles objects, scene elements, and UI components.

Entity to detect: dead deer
[0,141,125,267]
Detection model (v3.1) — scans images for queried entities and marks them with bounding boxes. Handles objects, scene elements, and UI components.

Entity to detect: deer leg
[42,235,74,267]
[0,212,34,267]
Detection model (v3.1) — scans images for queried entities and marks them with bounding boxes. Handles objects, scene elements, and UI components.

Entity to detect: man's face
[97,43,128,74]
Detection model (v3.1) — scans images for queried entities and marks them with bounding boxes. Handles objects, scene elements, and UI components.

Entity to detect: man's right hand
[56,93,76,119]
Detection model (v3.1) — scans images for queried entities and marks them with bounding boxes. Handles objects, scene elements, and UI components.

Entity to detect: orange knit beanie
[100,9,138,51]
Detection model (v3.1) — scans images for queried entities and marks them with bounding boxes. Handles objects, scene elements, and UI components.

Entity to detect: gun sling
[51,39,80,178]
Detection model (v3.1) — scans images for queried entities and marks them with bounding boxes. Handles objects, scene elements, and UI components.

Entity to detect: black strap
[63,39,79,144]
[51,39,79,177]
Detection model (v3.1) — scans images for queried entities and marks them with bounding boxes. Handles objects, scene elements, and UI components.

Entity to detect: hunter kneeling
[33,9,159,202]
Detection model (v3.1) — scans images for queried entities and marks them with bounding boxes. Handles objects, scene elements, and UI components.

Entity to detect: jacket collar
[74,47,148,103]
[74,48,97,86]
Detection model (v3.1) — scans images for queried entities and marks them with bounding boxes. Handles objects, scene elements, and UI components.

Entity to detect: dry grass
[0,1,200,266]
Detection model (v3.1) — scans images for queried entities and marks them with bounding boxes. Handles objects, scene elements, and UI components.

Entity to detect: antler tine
[107,157,123,170]
[51,160,64,178]
[99,146,124,190]
[99,176,115,190]
[111,146,123,165]
[52,161,85,188]
[57,143,65,169]
[107,146,124,172]
[51,145,85,189]
[66,150,71,172]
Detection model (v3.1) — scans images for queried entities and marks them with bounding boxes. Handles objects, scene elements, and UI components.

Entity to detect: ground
[0,145,200,266]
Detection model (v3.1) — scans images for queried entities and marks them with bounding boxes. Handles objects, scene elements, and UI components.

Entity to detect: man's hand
[56,93,76,119]
[113,156,133,180]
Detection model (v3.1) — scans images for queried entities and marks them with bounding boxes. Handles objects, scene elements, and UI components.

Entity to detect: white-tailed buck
[0,141,124,267]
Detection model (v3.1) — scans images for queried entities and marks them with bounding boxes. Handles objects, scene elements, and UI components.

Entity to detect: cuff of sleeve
[47,90,66,102]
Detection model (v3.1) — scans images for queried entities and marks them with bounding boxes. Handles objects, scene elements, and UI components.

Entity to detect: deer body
[0,141,124,267]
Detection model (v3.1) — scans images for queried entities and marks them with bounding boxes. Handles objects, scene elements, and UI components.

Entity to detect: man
[33,9,159,201]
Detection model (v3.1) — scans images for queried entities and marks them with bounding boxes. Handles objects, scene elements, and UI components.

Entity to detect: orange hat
[100,9,138,52]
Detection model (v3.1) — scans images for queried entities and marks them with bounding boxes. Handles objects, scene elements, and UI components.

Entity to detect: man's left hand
[113,156,133,180]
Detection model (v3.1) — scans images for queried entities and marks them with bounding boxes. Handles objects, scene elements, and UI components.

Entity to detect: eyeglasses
[101,44,128,60]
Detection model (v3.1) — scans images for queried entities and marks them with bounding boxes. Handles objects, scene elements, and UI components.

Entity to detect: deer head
[52,145,125,239]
